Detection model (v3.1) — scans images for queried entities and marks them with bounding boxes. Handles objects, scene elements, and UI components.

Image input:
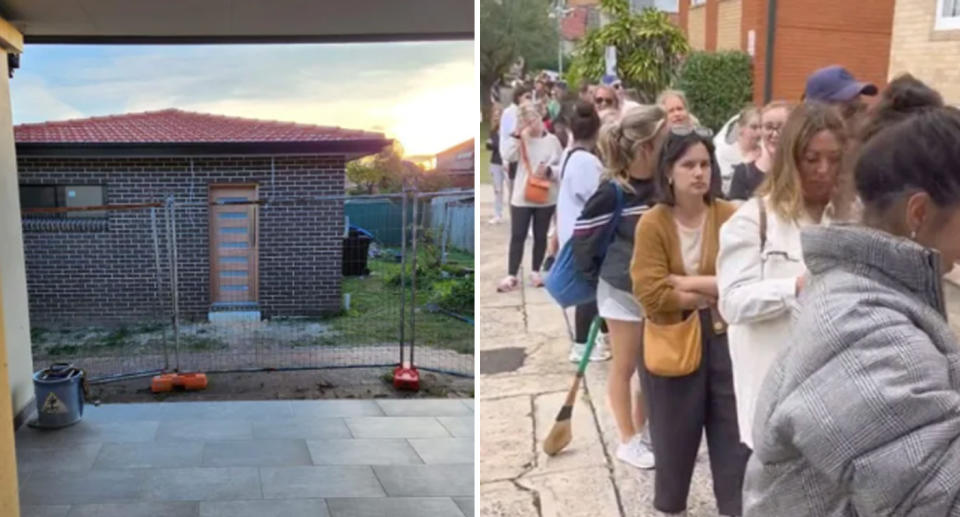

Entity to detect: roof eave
[14,139,392,158]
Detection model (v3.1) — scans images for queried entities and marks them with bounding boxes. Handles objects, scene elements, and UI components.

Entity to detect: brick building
[889,0,960,104]
[678,0,896,103]
[433,139,474,189]
[15,109,389,324]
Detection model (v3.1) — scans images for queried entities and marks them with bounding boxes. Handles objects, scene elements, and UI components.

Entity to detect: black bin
[343,229,372,276]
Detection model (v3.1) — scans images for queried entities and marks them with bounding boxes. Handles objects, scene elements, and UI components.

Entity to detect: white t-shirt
[501,133,563,207]
[676,218,704,276]
[498,104,518,162]
[556,149,604,249]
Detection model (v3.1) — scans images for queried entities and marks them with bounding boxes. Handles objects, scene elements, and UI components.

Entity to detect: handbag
[545,183,624,307]
[519,137,551,204]
[643,310,702,377]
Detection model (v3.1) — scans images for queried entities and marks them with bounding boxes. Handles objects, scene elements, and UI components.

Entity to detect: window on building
[691,0,706,7]
[937,0,960,30]
[19,185,106,218]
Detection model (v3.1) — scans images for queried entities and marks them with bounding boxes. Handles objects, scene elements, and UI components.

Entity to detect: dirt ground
[89,367,474,403]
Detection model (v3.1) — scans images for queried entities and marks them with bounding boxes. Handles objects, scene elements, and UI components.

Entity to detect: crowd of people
[487,65,960,516]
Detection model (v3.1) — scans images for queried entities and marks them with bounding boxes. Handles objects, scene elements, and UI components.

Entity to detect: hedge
[675,51,753,133]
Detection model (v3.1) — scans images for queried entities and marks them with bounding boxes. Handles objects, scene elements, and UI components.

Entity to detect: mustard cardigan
[630,200,737,325]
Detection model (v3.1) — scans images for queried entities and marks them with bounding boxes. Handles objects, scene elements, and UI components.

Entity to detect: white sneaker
[591,333,612,361]
[568,338,611,363]
[616,434,655,469]
[488,216,503,224]
[568,342,586,363]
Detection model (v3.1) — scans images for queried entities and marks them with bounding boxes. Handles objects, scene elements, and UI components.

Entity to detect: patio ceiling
[0,0,473,44]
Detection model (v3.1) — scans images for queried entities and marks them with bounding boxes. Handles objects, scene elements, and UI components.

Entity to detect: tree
[346,141,406,194]
[566,0,689,103]
[480,0,557,112]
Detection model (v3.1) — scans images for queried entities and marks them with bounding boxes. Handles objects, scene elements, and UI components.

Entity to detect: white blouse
[716,196,824,448]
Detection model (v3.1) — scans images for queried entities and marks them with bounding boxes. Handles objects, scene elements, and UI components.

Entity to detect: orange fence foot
[151,373,208,393]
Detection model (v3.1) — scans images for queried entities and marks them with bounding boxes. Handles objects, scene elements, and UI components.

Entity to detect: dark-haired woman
[743,90,960,515]
[631,126,747,516]
[556,101,609,363]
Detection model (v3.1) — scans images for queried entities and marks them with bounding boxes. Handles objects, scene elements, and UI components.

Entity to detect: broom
[542,315,602,456]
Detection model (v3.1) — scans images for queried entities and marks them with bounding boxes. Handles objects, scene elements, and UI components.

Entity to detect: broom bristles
[543,415,572,455]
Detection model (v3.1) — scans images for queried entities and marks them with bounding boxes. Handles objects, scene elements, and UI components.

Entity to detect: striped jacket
[744,224,960,516]
[571,178,655,292]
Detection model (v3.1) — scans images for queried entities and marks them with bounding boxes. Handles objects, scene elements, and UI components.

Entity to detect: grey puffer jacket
[744,224,960,517]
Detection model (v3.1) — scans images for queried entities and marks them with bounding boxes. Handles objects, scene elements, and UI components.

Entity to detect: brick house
[433,139,474,189]
[15,109,389,324]
[888,0,960,104]
[678,0,896,104]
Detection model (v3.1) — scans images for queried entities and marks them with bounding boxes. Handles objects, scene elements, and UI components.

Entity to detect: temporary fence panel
[21,190,474,382]
[21,203,173,382]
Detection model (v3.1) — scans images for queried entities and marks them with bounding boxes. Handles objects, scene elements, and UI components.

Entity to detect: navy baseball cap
[804,65,878,102]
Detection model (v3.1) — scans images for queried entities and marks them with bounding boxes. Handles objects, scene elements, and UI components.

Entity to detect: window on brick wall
[937,0,960,30]
[691,0,706,7]
[20,185,106,218]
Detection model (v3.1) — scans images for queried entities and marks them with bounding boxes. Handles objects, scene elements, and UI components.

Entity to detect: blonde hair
[597,104,667,193]
[755,101,852,221]
[517,101,542,126]
[737,105,759,128]
[761,100,792,118]
[656,89,689,108]
[594,85,621,111]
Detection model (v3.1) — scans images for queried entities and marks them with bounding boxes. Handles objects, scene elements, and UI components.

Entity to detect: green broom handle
[576,316,603,375]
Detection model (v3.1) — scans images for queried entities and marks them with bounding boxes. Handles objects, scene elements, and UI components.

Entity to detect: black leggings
[508,204,555,276]
[574,301,607,344]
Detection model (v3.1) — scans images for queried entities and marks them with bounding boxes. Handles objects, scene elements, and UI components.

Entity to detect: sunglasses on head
[594,97,615,106]
[670,125,713,138]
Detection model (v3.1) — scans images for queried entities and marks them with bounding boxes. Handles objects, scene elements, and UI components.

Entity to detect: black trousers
[574,301,607,344]
[508,204,554,276]
[638,310,750,516]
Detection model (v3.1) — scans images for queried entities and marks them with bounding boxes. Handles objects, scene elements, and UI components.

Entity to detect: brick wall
[741,0,894,103]
[717,0,743,50]
[18,155,346,325]
[689,4,708,50]
[889,0,960,104]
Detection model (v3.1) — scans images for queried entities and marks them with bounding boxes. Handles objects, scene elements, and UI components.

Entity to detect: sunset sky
[10,41,474,156]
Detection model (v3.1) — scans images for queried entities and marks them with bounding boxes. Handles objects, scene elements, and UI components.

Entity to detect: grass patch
[330,252,473,353]
[179,335,227,351]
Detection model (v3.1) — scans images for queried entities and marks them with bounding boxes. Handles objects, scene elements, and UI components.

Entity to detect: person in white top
[717,101,855,451]
[555,101,612,364]
[716,105,761,195]
[497,101,564,292]
[499,85,534,200]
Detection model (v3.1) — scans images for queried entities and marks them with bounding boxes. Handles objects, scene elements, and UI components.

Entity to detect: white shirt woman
[717,101,850,449]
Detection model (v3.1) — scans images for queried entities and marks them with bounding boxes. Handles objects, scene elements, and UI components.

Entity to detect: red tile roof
[14,108,384,144]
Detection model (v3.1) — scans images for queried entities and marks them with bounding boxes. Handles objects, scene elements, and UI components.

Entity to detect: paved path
[475,185,718,517]
[17,399,473,517]
[475,183,960,517]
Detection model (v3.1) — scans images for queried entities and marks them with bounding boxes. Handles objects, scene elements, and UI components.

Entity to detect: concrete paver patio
[16,398,474,517]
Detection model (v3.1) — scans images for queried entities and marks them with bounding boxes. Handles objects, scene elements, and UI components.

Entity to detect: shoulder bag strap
[600,183,625,256]
[758,197,768,253]
[559,148,586,181]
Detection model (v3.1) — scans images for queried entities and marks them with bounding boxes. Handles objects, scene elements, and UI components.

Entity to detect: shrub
[431,275,474,315]
[675,51,753,132]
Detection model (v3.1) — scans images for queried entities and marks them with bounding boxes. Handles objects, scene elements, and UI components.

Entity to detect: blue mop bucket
[31,363,85,429]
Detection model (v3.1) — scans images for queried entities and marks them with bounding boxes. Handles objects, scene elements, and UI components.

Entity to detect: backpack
[545,183,624,308]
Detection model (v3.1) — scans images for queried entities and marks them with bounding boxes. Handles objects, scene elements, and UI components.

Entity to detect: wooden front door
[209,185,259,305]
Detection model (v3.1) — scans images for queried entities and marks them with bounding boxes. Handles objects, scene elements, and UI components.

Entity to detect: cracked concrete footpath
[475,185,720,517]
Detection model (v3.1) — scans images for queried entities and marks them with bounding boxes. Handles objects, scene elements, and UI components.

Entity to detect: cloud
[10,75,85,123]
[12,42,474,155]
